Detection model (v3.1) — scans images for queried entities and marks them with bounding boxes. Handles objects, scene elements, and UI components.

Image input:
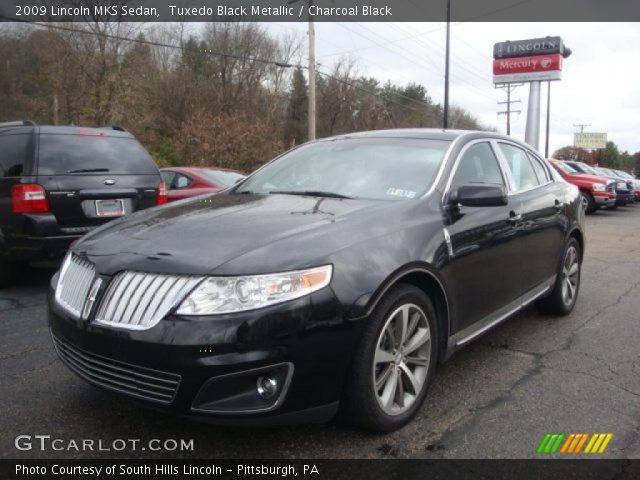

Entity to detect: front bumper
[593,193,615,207]
[47,278,354,425]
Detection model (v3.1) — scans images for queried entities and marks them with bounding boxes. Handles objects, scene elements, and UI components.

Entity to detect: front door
[439,140,523,336]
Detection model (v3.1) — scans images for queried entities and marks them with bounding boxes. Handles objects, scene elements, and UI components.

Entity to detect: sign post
[493,36,571,150]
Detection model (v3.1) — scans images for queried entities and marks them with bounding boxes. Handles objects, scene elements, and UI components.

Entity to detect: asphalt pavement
[1,205,639,459]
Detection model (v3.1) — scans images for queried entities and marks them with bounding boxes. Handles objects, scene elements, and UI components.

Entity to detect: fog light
[256,375,278,399]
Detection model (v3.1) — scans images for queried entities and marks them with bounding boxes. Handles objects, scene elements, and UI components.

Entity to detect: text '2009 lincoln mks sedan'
[48,129,584,432]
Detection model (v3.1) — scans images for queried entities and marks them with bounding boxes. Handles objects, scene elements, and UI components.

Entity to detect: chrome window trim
[441,137,510,204]
[420,132,472,199]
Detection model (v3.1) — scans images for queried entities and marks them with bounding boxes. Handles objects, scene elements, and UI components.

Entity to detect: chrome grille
[606,181,616,193]
[52,334,180,404]
[95,271,203,330]
[55,253,96,319]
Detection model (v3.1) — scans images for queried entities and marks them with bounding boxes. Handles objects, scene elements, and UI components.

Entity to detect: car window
[161,171,176,188]
[528,153,549,183]
[499,143,540,191]
[554,161,578,174]
[200,169,245,187]
[37,134,158,175]
[450,142,504,189]
[0,134,33,177]
[173,173,192,189]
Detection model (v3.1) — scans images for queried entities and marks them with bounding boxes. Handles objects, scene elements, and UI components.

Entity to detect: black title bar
[0,0,639,22]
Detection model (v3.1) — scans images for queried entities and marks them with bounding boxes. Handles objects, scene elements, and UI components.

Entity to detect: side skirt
[443,276,556,358]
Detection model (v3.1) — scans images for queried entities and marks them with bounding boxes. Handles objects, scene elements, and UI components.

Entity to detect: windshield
[575,162,599,175]
[37,134,158,175]
[236,138,451,201]
[200,169,245,187]
[554,161,578,174]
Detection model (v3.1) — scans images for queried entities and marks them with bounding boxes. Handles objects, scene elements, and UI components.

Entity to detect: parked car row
[548,159,638,214]
[0,121,243,287]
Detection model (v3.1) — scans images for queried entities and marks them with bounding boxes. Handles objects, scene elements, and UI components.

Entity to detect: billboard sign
[494,36,566,59]
[574,133,607,150]
[493,54,563,84]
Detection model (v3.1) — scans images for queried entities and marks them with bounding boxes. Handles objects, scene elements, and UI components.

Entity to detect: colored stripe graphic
[537,433,565,453]
[538,433,613,454]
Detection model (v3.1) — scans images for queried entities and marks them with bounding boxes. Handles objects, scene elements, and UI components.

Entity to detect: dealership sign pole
[493,37,571,150]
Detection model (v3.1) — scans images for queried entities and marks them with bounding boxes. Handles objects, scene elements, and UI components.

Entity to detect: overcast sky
[264,22,639,155]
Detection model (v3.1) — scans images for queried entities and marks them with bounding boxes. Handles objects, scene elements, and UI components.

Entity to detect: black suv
[0,121,166,286]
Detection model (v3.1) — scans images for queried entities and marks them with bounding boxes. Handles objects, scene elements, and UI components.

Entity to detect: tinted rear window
[0,133,34,177]
[37,134,158,175]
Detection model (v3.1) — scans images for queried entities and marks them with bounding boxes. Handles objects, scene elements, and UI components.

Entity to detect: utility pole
[573,123,591,133]
[290,0,316,140]
[496,84,522,135]
[443,0,451,129]
[307,2,316,140]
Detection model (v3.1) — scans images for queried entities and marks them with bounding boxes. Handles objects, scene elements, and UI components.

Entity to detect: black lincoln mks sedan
[48,129,584,432]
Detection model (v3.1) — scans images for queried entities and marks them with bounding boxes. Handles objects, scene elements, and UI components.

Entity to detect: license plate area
[95,199,125,217]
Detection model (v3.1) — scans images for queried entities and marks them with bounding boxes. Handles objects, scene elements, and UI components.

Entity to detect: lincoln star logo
[81,278,103,320]
[104,179,116,185]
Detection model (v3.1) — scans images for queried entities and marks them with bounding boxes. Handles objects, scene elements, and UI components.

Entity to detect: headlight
[176,265,333,315]
[592,183,606,192]
[617,182,626,189]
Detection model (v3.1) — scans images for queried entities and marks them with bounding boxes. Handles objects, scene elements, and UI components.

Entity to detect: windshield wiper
[269,190,353,199]
[67,168,110,173]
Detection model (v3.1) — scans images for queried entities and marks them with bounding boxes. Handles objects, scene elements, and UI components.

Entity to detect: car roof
[0,123,134,138]
[321,128,511,142]
[162,166,243,174]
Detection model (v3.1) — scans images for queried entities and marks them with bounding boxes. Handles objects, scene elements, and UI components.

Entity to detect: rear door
[497,142,566,294]
[36,132,161,229]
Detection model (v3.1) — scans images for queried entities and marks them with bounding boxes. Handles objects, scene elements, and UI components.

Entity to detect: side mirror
[450,184,507,207]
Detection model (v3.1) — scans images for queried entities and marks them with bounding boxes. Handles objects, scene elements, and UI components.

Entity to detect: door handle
[508,211,522,224]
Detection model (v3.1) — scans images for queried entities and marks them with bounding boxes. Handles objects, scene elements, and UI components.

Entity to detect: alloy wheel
[373,303,431,416]
[561,246,580,307]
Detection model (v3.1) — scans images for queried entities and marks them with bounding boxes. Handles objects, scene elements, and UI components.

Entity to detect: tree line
[0,21,485,173]
[553,142,639,174]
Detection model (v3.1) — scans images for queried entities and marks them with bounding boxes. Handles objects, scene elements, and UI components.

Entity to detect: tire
[580,191,596,214]
[343,284,438,432]
[0,258,12,289]
[536,238,581,316]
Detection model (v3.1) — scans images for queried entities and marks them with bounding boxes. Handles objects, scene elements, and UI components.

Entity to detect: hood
[76,192,402,276]
[568,173,610,184]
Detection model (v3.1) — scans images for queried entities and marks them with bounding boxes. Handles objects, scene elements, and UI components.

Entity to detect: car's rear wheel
[580,191,596,214]
[536,238,581,316]
[344,284,438,432]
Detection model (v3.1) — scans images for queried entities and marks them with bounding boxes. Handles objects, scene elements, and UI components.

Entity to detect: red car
[549,160,615,213]
[160,167,246,202]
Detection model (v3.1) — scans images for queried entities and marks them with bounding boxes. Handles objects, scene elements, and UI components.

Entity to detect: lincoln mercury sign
[493,36,568,59]
[493,36,569,85]
[574,133,608,150]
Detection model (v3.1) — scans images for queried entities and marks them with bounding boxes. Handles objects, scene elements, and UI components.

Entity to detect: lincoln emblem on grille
[82,278,103,320]
[104,179,116,185]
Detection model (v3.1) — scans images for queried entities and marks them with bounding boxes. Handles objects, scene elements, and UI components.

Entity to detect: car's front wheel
[581,191,596,214]
[344,284,438,432]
